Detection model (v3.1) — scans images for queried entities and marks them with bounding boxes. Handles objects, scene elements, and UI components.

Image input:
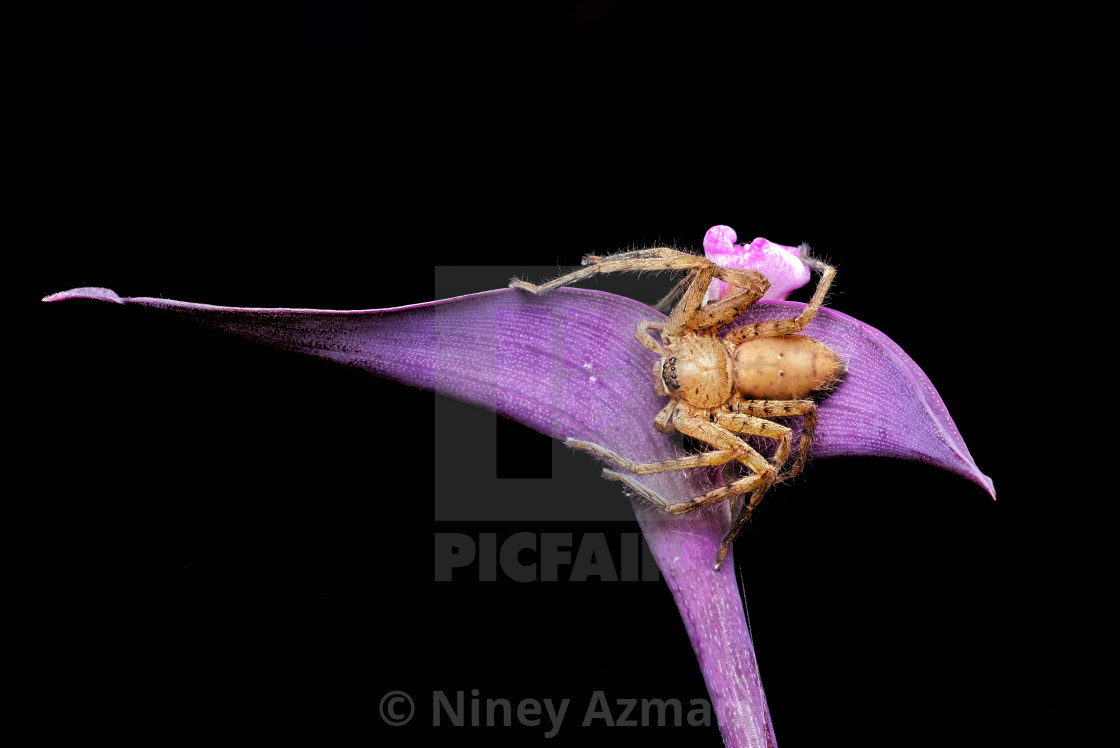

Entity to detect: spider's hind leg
[715,411,794,470]
[716,476,776,569]
[725,398,819,482]
[617,465,775,570]
[509,248,693,294]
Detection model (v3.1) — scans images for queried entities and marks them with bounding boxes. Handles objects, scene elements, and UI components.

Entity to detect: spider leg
[652,399,677,433]
[603,469,772,516]
[565,438,737,474]
[566,433,749,518]
[567,415,775,496]
[662,263,775,338]
[508,265,611,295]
[783,403,817,483]
[714,412,793,469]
[612,466,773,570]
[726,248,837,343]
[636,320,671,355]
[674,415,779,569]
[725,397,819,482]
[572,414,776,571]
[664,264,715,337]
[673,415,779,569]
[581,247,692,263]
[673,415,773,476]
[651,270,695,314]
[646,262,755,316]
[680,272,769,333]
[737,400,818,482]
[509,248,696,294]
[510,252,770,332]
[716,476,776,569]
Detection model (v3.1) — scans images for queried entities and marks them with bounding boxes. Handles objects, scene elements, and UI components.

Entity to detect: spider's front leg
[509,248,698,295]
[725,248,838,343]
[509,250,770,322]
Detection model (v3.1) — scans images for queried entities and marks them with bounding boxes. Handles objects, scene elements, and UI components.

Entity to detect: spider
[511,246,844,570]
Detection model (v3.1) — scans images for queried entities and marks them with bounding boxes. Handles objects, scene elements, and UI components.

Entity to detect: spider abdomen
[732,335,845,400]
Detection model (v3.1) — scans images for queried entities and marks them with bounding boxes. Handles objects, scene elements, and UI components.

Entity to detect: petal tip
[977,472,997,501]
[42,287,124,304]
[948,455,995,500]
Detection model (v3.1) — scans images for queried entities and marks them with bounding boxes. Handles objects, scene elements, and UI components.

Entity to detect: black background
[23,3,1092,746]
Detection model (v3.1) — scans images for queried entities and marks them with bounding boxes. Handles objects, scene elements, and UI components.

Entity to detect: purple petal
[703,226,810,302]
[43,285,992,498]
[722,302,995,499]
[44,284,993,746]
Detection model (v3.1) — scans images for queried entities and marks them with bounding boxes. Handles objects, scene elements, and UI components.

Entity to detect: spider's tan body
[511,246,843,569]
[657,334,843,405]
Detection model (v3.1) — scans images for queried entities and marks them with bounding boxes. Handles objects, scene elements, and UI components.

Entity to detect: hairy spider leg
[510,252,770,328]
[681,276,769,332]
[509,248,699,295]
[565,438,738,474]
[716,412,793,468]
[724,250,837,344]
[579,247,693,264]
[567,415,774,509]
[650,270,695,313]
[635,320,671,356]
[579,247,776,317]
[663,264,715,337]
[602,467,774,571]
[602,468,773,516]
[567,414,777,570]
[715,476,776,570]
[726,397,819,483]
[653,398,676,433]
[627,259,768,340]
[679,408,786,569]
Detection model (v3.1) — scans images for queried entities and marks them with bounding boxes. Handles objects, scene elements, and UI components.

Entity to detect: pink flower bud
[703,225,811,302]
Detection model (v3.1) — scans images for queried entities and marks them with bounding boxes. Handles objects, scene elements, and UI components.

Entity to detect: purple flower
[42,234,993,747]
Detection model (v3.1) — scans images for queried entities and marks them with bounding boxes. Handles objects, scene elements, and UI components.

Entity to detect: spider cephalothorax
[655,338,732,406]
[512,245,843,569]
